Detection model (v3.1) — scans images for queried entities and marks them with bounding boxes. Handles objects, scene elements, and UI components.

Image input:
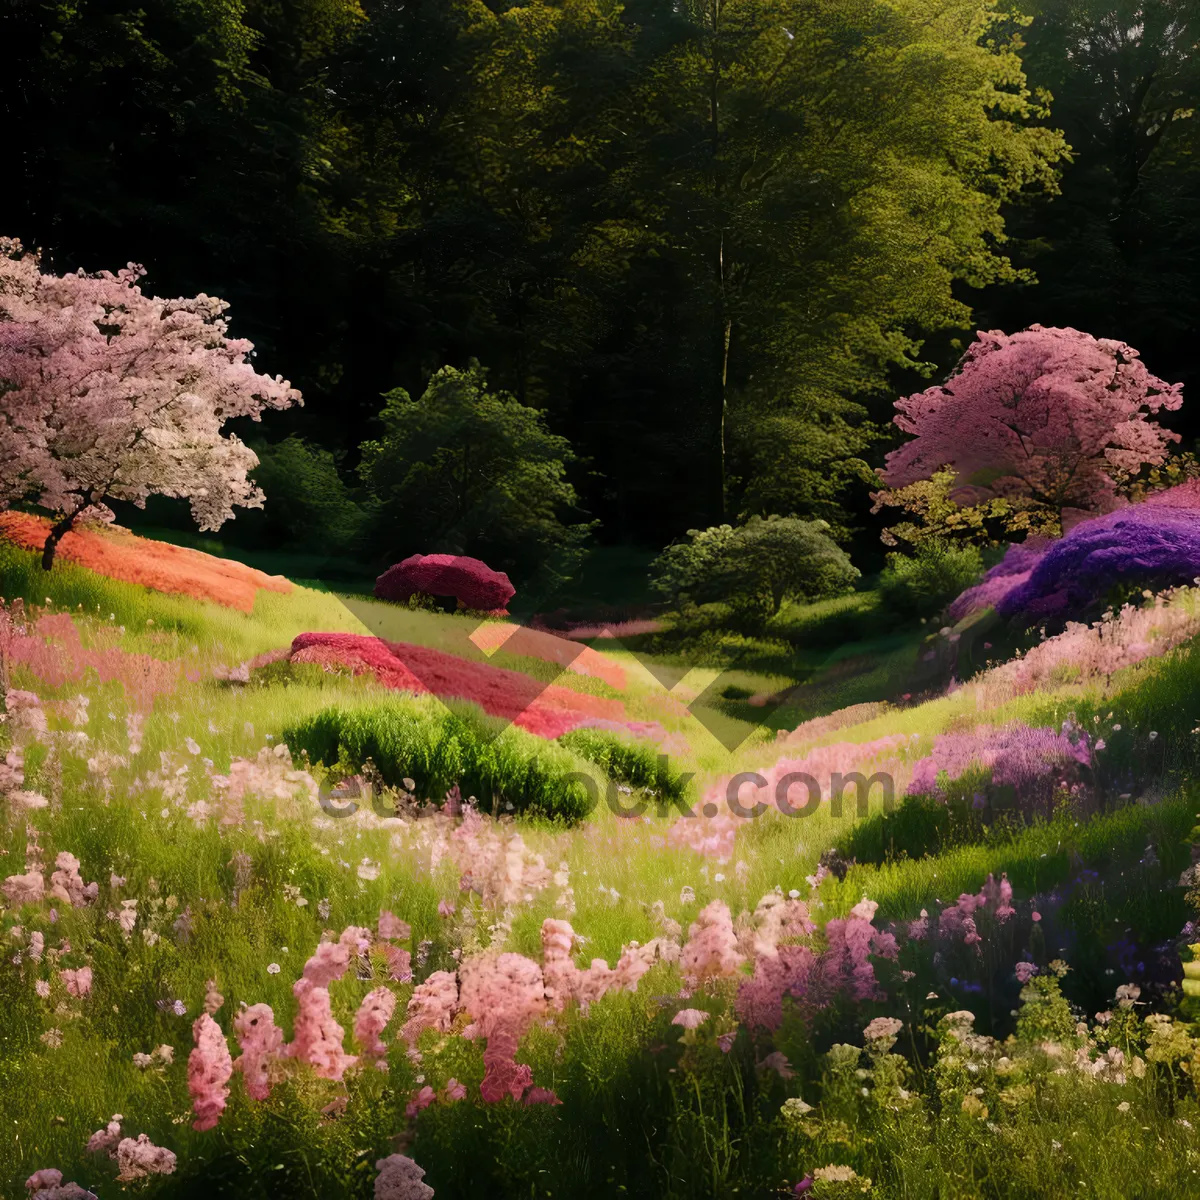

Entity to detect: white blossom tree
[0,237,301,568]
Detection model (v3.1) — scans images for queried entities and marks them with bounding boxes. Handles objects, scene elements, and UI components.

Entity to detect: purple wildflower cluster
[906,722,1093,812]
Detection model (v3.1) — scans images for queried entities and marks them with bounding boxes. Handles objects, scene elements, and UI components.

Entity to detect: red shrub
[374,554,515,614]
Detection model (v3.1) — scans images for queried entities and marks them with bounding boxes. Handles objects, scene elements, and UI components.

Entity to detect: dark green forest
[5,0,1198,570]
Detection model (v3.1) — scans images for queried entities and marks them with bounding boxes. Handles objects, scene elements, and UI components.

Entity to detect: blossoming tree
[881,325,1184,533]
[0,237,300,568]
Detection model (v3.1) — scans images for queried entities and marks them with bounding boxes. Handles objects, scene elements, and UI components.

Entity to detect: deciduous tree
[0,239,300,568]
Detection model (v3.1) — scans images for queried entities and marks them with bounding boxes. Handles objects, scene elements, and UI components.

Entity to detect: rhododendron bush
[376,554,515,615]
[995,489,1200,621]
[0,238,300,568]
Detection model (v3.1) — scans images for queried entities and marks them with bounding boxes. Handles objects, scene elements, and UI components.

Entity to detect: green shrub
[878,538,983,617]
[284,698,601,823]
[246,435,365,554]
[557,727,691,802]
[650,515,859,623]
[358,363,592,598]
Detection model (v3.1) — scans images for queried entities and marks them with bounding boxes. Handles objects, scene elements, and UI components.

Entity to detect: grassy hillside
[4,532,1200,1199]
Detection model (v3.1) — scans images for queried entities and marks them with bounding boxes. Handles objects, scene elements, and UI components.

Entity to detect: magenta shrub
[374,553,515,614]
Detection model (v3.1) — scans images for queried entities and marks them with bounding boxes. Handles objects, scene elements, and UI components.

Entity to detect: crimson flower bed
[289,632,628,738]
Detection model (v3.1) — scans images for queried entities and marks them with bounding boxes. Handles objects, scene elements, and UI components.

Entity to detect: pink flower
[479,1024,534,1103]
[301,926,371,988]
[863,1017,904,1048]
[437,900,456,918]
[1015,962,1038,984]
[60,967,92,998]
[86,1116,122,1156]
[405,1085,436,1119]
[288,979,357,1081]
[680,901,744,986]
[378,910,411,941]
[233,1003,285,1101]
[3,871,45,906]
[354,986,397,1060]
[115,1134,176,1182]
[373,1153,434,1200]
[188,1012,233,1130]
[443,1077,467,1102]
[401,970,459,1044]
[46,851,98,908]
[717,1030,737,1053]
[671,1008,710,1030]
[523,1086,562,1106]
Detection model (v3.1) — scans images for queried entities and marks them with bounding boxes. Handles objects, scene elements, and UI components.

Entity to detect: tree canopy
[2,0,1078,557]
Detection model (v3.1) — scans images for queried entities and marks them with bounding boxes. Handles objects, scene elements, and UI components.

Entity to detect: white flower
[267,963,281,975]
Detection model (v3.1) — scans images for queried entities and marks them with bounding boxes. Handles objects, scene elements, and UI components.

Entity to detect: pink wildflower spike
[374,1153,434,1200]
[232,1003,285,1101]
[26,1170,63,1193]
[437,900,456,918]
[203,978,224,1014]
[458,952,547,1038]
[405,1085,436,1118]
[48,852,97,908]
[86,1116,122,1156]
[680,901,744,986]
[289,979,357,1081]
[401,970,459,1044]
[540,918,580,1010]
[354,986,397,1060]
[3,871,45,906]
[523,1086,562,1106]
[479,1023,533,1103]
[115,1134,176,1181]
[378,910,411,941]
[60,966,92,998]
[377,942,413,983]
[301,925,372,988]
[188,1013,233,1130]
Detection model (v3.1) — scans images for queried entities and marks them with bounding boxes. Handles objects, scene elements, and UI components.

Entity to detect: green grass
[284,697,604,822]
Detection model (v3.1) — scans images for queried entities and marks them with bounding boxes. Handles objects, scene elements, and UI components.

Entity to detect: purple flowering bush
[949,482,1200,624]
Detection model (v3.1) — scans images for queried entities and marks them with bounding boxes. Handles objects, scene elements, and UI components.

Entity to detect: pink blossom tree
[881,325,1183,531]
[0,237,300,568]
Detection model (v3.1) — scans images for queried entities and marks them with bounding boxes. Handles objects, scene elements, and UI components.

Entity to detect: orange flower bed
[0,512,292,613]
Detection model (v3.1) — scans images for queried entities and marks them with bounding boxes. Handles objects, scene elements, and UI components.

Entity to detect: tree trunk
[40,509,81,571]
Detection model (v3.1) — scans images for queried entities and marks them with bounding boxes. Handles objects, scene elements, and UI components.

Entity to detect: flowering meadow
[5,519,1200,1200]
